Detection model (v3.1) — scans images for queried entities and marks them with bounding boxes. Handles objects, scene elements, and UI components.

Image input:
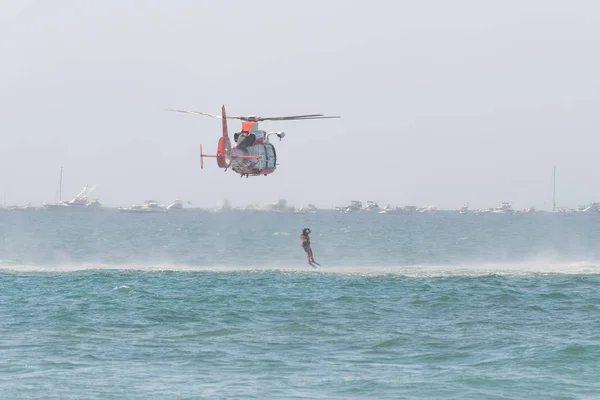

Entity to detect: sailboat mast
[59,166,63,202]
[552,166,556,212]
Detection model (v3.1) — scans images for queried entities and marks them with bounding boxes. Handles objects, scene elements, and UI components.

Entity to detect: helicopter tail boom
[200,142,259,170]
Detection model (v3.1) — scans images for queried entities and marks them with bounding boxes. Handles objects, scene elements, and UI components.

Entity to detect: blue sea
[1,209,599,399]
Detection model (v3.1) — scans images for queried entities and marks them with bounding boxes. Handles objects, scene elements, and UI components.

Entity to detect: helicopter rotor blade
[167,109,222,118]
[168,109,340,121]
[260,114,323,120]
[167,109,247,120]
[259,115,341,121]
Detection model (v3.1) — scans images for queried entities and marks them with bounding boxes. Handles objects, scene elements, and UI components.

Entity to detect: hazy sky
[1,0,599,210]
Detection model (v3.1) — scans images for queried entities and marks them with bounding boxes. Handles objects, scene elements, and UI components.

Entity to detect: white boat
[43,168,101,210]
[491,202,516,214]
[345,200,363,213]
[43,184,101,210]
[578,203,600,213]
[42,167,66,208]
[117,200,168,213]
[363,201,380,211]
[1,203,36,212]
[475,208,489,215]
[419,205,438,213]
[1,190,35,211]
[458,203,469,214]
[555,207,576,214]
[167,199,184,211]
[86,199,102,208]
[295,204,318,214]
[379,204,394,214]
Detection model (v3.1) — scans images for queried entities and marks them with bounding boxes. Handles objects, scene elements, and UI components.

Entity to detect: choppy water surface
[1,210,599,399]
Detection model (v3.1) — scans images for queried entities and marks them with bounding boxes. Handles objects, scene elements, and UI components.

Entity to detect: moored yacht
[167,199,184,211]
[378,204,394,214]
[554,207,576,214]
[86,199,102,208]
[43,184,102,210]
[345,200,363,213]
[0,203,36,212]
[475,208,492,215]
[577,202,600,213]
[363,201,380,211]
[491,202,516,214]
[295,204,318,214]
[117,200,168,213]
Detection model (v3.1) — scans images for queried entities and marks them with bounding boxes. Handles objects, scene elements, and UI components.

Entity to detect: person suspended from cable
[300,228,320,267]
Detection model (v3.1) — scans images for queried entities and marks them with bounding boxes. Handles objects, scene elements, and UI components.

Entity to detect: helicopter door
[260,144,276,169]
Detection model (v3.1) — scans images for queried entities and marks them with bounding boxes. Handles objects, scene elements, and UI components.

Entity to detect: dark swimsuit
[301,234,313,260]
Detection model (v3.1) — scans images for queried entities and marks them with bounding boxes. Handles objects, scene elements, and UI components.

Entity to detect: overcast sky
[1,0,599,210]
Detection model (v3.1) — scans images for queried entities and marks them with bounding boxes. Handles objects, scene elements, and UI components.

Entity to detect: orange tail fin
[221,105,229,139]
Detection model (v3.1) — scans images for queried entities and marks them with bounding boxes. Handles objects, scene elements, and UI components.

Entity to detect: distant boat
[167,199,184,211]
[295,204,318,214]
[345,200,362,213]
[379,204,394,214]
[0,188,36,211]
[43,184,101,210]
[43,168,101,210]
[577,203,600,214]
[491,202,516,214]
[363,201,380,212]
[1,203,36,212]
[117,200,168,213]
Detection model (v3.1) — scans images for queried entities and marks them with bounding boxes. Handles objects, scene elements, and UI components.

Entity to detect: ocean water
[1,209,600,399]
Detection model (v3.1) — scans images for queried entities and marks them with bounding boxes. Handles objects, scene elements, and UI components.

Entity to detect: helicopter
[169,105,340,178]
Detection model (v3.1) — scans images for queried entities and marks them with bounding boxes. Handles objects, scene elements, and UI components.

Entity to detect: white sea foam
[1,261,600,277]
